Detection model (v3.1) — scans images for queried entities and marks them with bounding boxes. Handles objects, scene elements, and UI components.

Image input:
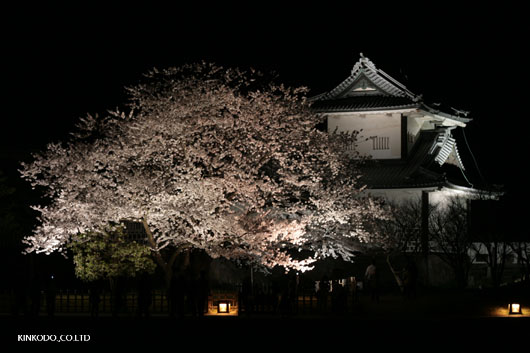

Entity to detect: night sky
[2,5,528,221]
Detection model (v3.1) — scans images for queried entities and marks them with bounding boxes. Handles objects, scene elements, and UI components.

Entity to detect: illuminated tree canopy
[20,63,387,275]
[69,227,157,282]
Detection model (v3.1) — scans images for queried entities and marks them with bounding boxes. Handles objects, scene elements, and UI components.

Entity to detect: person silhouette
[403,259,418,299]
[89,283,101,318]
[365,259,379,303]
[111,278,123,317]
[279,278,292,317]
[317,275,330,314]
[241,275,253,316]
[12,271,28,317]
[168,271,187,318]
[196,270,209,317]
[348,276,357,306]
[46,275,56,317]
[168,273,178,318]
[137,273,152,318]
[29,274,41,317]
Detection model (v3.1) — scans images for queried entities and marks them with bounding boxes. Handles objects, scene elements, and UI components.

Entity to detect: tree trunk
[386,255,404,293]
[454,265,468,289]
[490,242,506,288]
[141,217,187,288]
[109,277,119,316]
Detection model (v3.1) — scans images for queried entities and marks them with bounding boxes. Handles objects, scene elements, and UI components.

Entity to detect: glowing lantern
[218,301,230,313]
[206,291,238,316]
[509,303,522,315]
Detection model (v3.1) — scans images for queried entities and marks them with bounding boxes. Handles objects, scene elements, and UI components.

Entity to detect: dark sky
[2,4,527,206]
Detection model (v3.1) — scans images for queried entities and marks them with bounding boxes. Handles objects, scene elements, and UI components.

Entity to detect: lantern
[218,301,230,314]
[206,291,238,316]
[509,303,522,315]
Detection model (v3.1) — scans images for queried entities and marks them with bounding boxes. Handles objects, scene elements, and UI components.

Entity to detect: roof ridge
[314,54,419,101]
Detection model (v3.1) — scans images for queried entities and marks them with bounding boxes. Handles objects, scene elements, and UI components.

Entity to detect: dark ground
[3,314,529,351]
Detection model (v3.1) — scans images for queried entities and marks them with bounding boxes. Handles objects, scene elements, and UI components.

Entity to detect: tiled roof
[315,54,419,101]
[310,54,472,123]
[311,96,420,113]
[428,128,465,170]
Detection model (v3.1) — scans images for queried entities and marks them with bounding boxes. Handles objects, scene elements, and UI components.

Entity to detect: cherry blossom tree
[20,63,388,284]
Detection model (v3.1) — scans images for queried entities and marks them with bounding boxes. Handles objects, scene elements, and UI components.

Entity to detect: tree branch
[142,216,168,270]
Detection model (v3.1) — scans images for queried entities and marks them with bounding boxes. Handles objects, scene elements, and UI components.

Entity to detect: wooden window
[372,136,390,150]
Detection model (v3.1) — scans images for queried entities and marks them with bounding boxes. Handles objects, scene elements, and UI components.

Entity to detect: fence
[1,288,360,316]
[1,289,169,316]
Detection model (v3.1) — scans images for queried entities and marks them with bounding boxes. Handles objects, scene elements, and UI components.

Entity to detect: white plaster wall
[429,188,471,208]
[363,188,423,204]
[363,187,474,207]
[327,113,402,159]
[406,115,422,152]
[407,116,422,137]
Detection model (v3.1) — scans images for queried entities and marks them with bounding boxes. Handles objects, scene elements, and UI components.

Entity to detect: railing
[1,288,359,316]
[2,289,169,316]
